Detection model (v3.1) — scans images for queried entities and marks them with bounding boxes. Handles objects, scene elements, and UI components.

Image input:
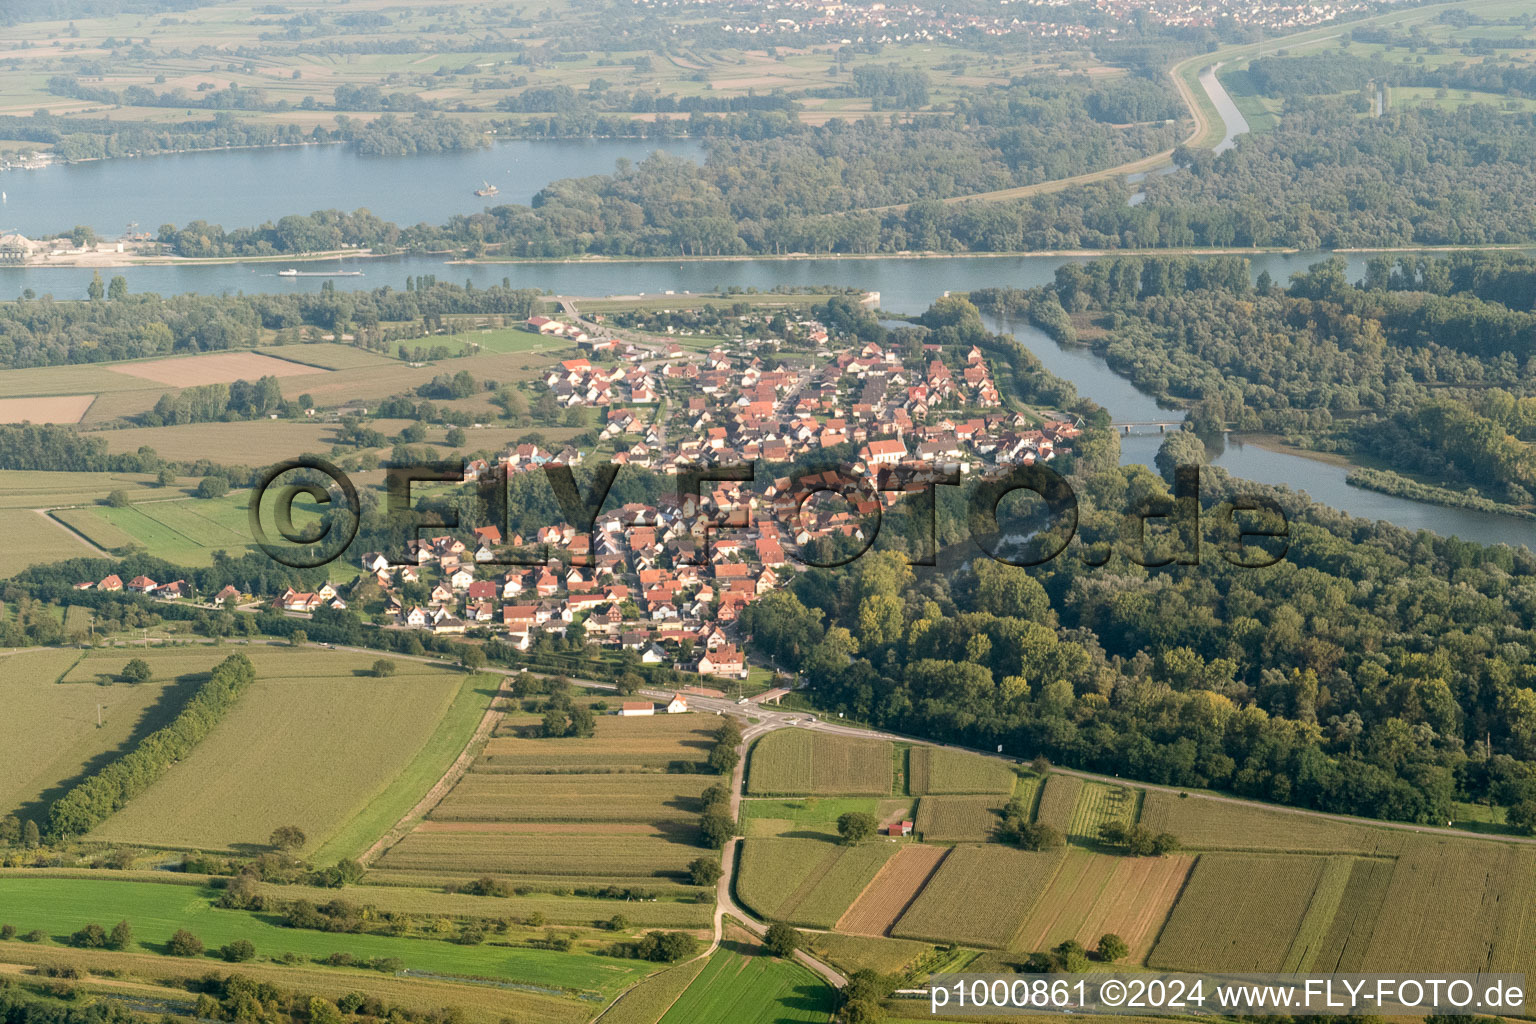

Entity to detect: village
[70,302,1079,689]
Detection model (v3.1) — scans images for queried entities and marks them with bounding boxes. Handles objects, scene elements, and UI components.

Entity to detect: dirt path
[357,685,506,866]
[33,508,110,557]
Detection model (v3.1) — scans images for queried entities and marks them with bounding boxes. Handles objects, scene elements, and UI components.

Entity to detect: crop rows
[434,772,715,823]
[747,730,892,796]
[913,795,1006,842]
[377,831,702,879]
[908,747,1017,795]
[1032,775,1083,832]
[1138,790,1404,854]
[891,845,1066,948]
[836,845,949,937]
[1149,854,1329,972]
[736,838,896,927]
[1066,782,1138,841]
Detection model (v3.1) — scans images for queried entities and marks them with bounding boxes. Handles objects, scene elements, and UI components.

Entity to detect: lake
[0,140,1528,549]
[0,136,704,239]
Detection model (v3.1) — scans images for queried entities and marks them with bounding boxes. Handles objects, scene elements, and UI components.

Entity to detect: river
[0,143,1529,549]
[0,137,704,239]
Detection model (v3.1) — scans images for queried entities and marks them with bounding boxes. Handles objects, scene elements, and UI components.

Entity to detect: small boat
[277,268,364,278]
[474,180,500,197]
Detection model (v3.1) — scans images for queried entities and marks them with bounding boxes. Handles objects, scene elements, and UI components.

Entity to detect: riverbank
[1235,434,1536,521]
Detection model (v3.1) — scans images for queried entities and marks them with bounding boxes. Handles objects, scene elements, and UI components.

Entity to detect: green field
[596,957,711,1024]
[88,649,473,853]
[738,796,914,839]
[1031,775,1083,832]
[913,795,1007,843]
[907,747,1017,796]
[1137,790,1406,854]
[1148,854,1333,972]
[0,648,186,823]
[735,838,898,929]
[891,845,1066,948]
[804,932,935,978]
[376,830,705,882]
[656,943,835,1024]
[746,730,893,797]
[434,773,717,823]
[1066,782,1140,842]
[0,877,651,997]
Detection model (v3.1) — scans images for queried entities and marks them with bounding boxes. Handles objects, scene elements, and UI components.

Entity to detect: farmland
[255,343,400,370]
[1066,783,1140,843]
[432,773,717,823]
[0,942,592,1024]
[735,838,899,929]
[746,730,893,796]
[88,649,474,853]
[0,394,95,424]
[834,845,950,937]
[1148,854,1334,972]
[108,351,326,387]
[805,933,936,977]
[483,714,716,772]
[1137,791,1405,854]
[913,795,1007,843]
[891,845,1066,948]
[655,941,835,1024]
[0,877,652,998]
[1031,775,1083,832]
[1010,849,1195,959]
[0,648,187,823]
[597,958,711,1024]
[907,748,1017,796]
[375,709,725,888]
[738,797,915,840]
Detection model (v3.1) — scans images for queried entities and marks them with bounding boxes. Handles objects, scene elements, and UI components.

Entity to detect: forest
[739,301,1536,827]
[1006,252,1536,507]
[0,279,542,368]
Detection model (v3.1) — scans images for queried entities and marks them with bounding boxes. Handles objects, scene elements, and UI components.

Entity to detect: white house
[666,694,689,714]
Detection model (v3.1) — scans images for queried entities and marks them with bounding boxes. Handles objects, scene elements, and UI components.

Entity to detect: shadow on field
[16,670,209,827]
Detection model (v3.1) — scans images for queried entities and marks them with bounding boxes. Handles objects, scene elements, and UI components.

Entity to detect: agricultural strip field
[108,351,326,386]
[805,933,935,978]
[1137,791,1408,854]
[1032,775,1083,832]
[89,652,470,853]
[375,830,704,882]
[0,648,187,822]
[1355,838,1536,974]
[655,942,835,1024]
[734,838,899,929]
[432,773,716,823]
[835,844,950,937]
[738,797,914,840]
[1009,849,1195,960]
[908,747,1017,795]
[891,845,1066,948]
[54,496,253,566]
[1307,857,1398,972]
[0,394,95,423]
[746,730,893,796]
[0,507,101,576]
[256,343,399,369]
[596,957,710,1024]
[0,943,590,1024]
[913,796,1006,842]
[1066,782,1140,842]
[1148,854,1331,972]
[0,877,651,999]
[482,714,716,771]
[378,710,723,886]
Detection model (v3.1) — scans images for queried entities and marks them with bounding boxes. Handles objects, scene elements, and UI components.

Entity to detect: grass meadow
[0,648,188,822]
[0,877,651,997]
[655,942,835,1024]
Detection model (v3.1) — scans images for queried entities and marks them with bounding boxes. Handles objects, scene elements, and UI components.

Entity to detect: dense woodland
[994,252,1536,505]
[0,279,541,368]
[731,291,1536,829]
